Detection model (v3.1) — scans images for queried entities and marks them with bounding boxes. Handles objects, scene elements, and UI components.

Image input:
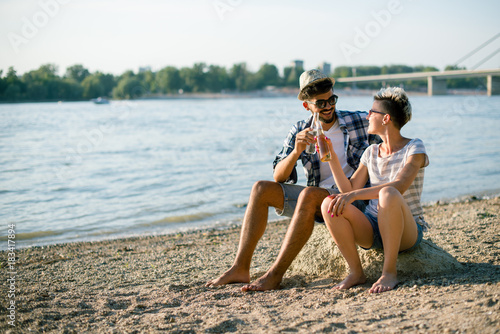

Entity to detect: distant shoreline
[135,87,490,100]
[0,88,491,104]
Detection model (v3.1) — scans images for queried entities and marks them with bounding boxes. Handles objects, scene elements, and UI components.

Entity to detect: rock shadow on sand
[289,224,468,282]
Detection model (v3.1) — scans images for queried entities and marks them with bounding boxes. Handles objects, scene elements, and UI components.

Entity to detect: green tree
[205,65,229,92]
[82,74,105,99]
[59,78,83,100]
[117,70,136,81]
[283,65,303,87]
[138,70,156,94]
[1,67,25,101]
[65,64,90,83]
[179,63,207,92]
[99,72,116,97]
[332,66,353,78]
[230,63,258,91]
[22,63,85,100]
[4,84,22,101]
[81,72,114,99]
[22,64,60,100]
[255,63,281,89]
[178,67,194,93]
[112,74,144,99]
[0,70,5,97]
[156,66,183,94]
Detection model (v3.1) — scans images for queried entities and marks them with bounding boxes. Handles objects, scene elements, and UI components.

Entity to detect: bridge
[335,68,500,96]
[335,33,500,96]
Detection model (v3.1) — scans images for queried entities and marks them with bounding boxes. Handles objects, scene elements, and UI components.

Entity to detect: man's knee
[297,186,329,210]
[299,186,327,200]
[252,180,276,195]
[250,180,283,208]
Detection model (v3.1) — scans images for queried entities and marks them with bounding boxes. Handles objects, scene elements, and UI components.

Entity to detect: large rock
[289,224,463,280]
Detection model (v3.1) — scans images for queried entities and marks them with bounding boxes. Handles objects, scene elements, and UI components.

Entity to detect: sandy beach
[1,196,499,333]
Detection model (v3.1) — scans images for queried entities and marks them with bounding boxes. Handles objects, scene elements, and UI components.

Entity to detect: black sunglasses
[307,95,338,109]
[369,109,388,116]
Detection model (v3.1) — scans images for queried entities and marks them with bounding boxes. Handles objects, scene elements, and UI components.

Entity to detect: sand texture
[1,196,499,333]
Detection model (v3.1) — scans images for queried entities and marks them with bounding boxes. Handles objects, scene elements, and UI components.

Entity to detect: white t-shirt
[360,138,429,229]
[319,121,354,188]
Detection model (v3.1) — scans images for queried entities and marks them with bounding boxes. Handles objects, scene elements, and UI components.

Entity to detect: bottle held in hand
[314,112,331,162]
[317,135,331,162]
[305,129,317,154]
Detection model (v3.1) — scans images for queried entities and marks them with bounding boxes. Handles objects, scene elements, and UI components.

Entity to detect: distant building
[291,60,304,69]
[319,62,331,76]
[139,66,152,73]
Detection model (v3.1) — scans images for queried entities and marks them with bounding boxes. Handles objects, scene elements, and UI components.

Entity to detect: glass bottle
[305,113,317,154]
[315,112,331,162]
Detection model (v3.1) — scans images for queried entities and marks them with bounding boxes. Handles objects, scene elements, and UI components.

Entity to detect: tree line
[0,63,485,102]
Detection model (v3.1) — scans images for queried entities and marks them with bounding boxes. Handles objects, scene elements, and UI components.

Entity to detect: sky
[0,0,499,76]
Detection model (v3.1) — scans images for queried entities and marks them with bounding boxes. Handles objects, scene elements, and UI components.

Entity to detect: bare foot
[241,272,281,292]
[369,273,398,293]
[205,267,250,288]
[333,272,367,290]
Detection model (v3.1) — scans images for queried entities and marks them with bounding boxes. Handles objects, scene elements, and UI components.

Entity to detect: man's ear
[302,101,310,111]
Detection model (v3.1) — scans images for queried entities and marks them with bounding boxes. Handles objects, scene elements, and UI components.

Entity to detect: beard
[319,107,336,124]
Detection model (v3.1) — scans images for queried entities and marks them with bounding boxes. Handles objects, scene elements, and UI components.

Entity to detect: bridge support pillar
[427,76,447,96]
[487,76,500,96]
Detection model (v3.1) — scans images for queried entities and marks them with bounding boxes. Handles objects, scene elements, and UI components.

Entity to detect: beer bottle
[305,114,318,154]
[314,112,331,162]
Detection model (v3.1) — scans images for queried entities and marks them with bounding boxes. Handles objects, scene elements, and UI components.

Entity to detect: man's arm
[273,149,302,183]
[273,125,315,183]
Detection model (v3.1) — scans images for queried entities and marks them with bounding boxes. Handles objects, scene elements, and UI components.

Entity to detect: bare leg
[206,181,284,287]
[321,199,373,290]
[369,186,418,293]
[241,187,330,292]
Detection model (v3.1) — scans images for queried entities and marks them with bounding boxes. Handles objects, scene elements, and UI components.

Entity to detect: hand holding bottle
[305,127,318,154]
[311,112,331,162]
[294,128,316,154]
[317,136,339,161]
[315,134,331,162]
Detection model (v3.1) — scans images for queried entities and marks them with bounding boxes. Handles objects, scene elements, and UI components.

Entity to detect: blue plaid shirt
[273,110,381,188]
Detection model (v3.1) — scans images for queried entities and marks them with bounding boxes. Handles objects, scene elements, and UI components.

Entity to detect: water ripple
[1,97,500,248]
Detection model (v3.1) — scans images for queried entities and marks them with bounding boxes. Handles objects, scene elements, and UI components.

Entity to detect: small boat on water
[91,97,110,104]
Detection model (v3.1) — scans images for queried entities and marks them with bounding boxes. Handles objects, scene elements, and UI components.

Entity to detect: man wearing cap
[206,69,379,291]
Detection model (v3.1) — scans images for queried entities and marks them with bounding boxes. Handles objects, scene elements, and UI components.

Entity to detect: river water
[1,94,499,249]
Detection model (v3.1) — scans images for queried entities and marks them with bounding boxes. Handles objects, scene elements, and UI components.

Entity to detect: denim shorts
[275,183,367,223]
[362,211,424,253]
